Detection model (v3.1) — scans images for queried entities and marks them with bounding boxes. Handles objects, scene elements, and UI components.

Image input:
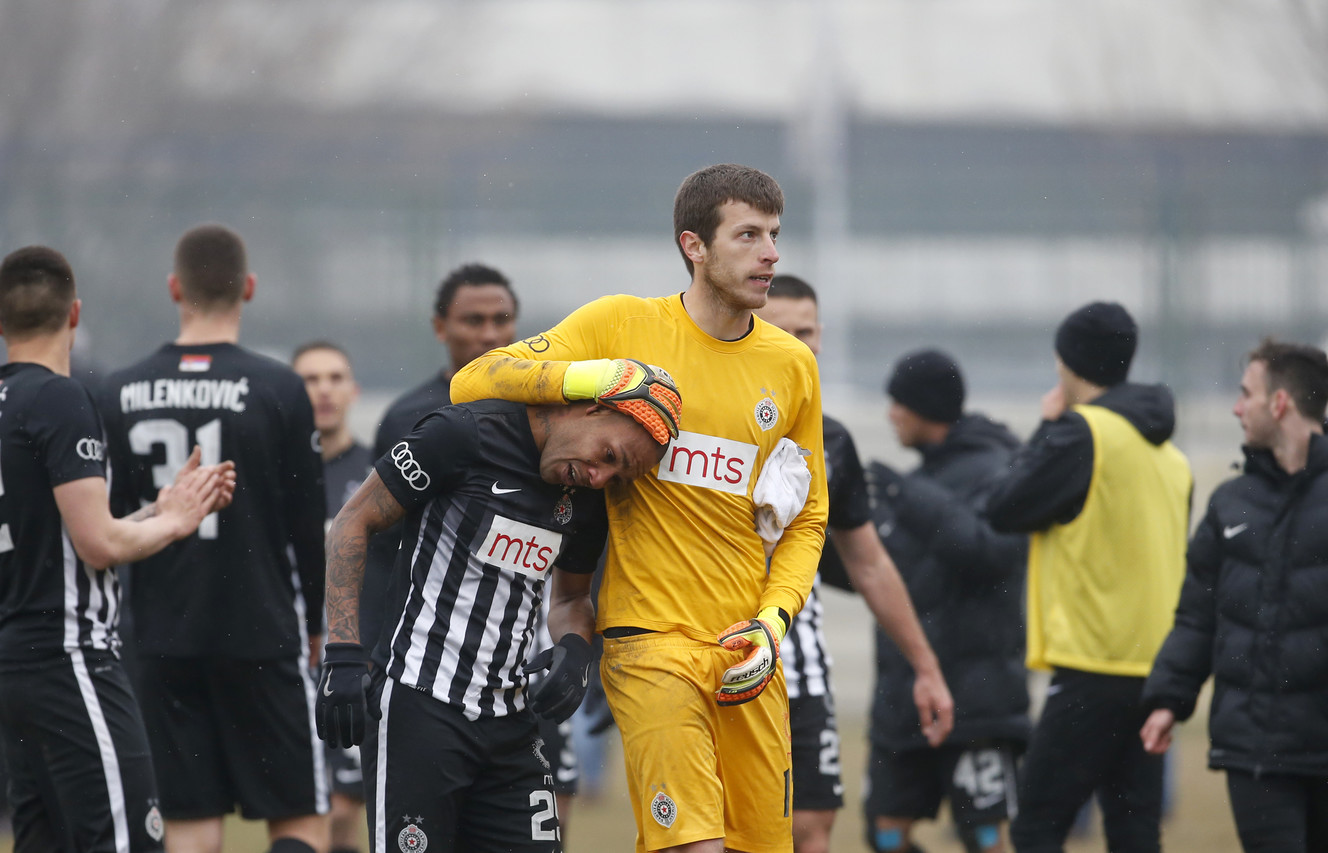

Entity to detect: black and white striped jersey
[783,581,832,698]
[372,400,607,721]
[780,415,873,699]
[102,343,326,659]
[0,363,116,664]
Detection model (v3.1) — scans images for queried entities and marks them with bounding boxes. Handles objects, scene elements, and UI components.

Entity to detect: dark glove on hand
[522,633,595,724]
[316,642,372,748]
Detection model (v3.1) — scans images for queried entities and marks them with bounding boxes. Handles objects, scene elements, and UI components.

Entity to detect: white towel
[752,438,812,544]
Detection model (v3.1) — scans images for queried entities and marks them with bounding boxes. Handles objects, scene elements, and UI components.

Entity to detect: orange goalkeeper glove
[563,358,682,444]
[716,606,789,707]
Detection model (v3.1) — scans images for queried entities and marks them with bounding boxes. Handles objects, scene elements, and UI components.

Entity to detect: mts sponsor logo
[477,515,564,579]
[657,431,758,495]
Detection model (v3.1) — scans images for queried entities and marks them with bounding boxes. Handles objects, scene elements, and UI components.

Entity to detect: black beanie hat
[1054,302,1137,387]
[886,349,965,424]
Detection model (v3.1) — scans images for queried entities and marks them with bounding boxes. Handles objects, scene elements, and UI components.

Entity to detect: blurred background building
[2,0,1327,463]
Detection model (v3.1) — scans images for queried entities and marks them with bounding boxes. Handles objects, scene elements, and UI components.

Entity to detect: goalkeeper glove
[716,606,790,707]
[316,642,372,748]
[522,633,595,723]
[563,358,682,444]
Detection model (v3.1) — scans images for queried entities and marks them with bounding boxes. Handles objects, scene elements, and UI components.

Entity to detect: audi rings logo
[77,437,105,462]
[391,442,431,491]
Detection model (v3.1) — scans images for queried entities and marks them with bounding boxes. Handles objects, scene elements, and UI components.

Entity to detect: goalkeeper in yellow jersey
[451,164,828,853]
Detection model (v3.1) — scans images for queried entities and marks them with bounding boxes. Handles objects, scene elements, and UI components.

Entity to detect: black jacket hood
[1092,382,1176,445]
[918,413,1022,470]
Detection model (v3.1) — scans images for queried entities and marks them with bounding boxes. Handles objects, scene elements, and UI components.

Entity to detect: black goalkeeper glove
[316,642,372,748]
[522,633,595,724]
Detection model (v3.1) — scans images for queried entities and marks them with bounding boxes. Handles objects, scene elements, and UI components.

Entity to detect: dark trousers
[1010,668,1162,853]
[1226,769,1328,852]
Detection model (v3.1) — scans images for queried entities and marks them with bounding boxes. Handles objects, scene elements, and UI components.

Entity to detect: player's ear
[1271,387,1291,420]
[241,273,256,303]
[168,274,183,304]
[679,231,706,267]
[69,298,81,330]
[432,315,447,344]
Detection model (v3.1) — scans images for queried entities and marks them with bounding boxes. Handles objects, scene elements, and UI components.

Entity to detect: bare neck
[4,332,72,376]
[1271,417,1319,475]
[918,420,953,446]
[176,307,242,345]
[319,426,356,461]
[1065,377,1108,408]
[681,283,753,342]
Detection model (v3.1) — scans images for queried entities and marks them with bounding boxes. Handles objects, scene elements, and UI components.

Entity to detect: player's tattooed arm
[325,471,406,644]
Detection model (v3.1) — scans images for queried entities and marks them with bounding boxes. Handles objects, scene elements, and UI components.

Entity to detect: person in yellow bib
[450,164,828,853]
[985,302,1191,852]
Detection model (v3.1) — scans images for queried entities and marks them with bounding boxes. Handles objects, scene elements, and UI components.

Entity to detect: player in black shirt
[0,245,234,853]
[364,263,520,658]
[101,226,329,853]
[293,340,375,853]
[318,361,681,853]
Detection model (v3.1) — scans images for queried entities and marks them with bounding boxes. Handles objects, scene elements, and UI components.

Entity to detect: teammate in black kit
[293,340,375,853]
[0,245,235,853]
[756,276,953,853]
[101,226,329,853]
[317,360,682,853]
[362,262,521,703]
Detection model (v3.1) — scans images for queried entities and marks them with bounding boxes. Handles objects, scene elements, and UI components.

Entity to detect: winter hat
[1054,302,1137,387]
[886,349,965,424]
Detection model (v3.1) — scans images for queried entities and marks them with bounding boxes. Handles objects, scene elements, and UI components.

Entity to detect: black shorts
[0,651,164,853]
[326,743,363,800]
[789,693,844,811]
[865,740,1019,827]
[135,654,329,821]
[537,711,579,796]
[363,676,560,853]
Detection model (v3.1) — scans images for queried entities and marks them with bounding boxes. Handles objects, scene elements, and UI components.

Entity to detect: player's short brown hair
[0,245,76,339]
[1249,338,1328,422]
[673,164,783,276]
[174,224,248,310]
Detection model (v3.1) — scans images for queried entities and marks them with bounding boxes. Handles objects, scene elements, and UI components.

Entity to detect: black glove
[316,642,372,748]
[522,633,595,724]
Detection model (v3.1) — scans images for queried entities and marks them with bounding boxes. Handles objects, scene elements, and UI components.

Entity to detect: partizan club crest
[398,820,428,852]
[145,805,164,842]
[754,396,779,431]
[554,493,573,525]
[650,790,678,828]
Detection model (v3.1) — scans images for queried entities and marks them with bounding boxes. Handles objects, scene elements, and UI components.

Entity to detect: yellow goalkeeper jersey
[451,293,828,642]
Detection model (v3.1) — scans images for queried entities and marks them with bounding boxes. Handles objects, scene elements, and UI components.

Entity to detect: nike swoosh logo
[581,666,590,688]
[1223,523,1249,539]
[322,679,334,697]
[491,482,521,495]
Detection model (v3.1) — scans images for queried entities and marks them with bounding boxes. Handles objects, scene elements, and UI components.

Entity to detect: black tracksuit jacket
[868,414,1031,751]
[1143,433,1328,777]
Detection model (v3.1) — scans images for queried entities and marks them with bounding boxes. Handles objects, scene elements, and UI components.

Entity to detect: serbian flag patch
[179,354,212,373]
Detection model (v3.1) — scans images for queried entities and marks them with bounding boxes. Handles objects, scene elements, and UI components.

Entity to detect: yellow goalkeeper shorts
[602,631,793,853]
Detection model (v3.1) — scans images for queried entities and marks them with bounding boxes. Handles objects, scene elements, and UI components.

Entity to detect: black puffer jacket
[869,414,1031,751]
[1143,433,1328,777]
